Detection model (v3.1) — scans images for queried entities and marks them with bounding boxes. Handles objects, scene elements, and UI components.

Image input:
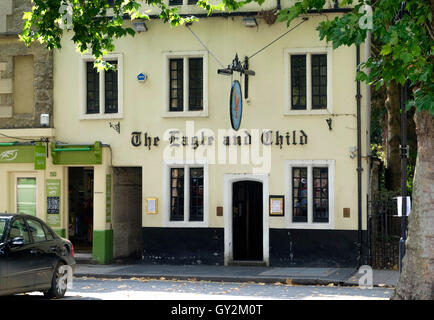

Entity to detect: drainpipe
[364,31,371,266]
[356,44,363,266]
[276,0,281,10]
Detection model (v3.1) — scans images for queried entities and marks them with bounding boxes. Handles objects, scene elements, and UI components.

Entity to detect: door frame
[66,166,94,252]
[224,173,269,266]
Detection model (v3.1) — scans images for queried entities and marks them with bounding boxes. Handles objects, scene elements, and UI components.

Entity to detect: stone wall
[0,0,53,128]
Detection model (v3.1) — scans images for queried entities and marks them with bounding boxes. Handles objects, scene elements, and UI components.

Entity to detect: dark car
[0,213,75,298]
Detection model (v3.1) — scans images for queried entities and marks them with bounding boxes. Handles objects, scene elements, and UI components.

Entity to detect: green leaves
[21,0,198,69]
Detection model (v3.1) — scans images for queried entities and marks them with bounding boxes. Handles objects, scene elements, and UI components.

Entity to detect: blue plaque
[230,80,242,131]
[137,73,146,82]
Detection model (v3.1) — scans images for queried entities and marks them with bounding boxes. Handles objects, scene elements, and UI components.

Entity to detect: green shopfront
[0,139,114,264]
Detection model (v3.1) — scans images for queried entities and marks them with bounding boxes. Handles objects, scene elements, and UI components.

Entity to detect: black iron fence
[368,192,402,269]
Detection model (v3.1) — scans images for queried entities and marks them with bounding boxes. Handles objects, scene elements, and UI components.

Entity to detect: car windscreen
[0,217,8,243]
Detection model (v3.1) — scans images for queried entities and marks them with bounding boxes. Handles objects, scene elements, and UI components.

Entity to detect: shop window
[286,160,334,228]
[285,48,332,114]
[17,178,36,216]
[164,51,208,117]
[80,54,123,119]
[165,162,208,227]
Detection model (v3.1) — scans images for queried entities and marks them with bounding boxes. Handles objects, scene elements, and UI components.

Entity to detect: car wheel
[44,262,69,299]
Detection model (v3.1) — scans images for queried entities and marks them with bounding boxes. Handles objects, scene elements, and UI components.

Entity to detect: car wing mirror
[10,237,24,247]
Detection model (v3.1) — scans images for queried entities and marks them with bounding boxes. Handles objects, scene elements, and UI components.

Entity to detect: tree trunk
[392,110,434,300]
[384,81,402,191]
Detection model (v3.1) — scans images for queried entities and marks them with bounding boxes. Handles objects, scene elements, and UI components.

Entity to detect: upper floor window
[284,48,332,115]
[79,54,123,120]
[163,51,208,117]
[169,0,197,5]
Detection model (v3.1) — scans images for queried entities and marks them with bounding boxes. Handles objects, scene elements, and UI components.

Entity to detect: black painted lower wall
[269,229,367,268]
[142,227,225,265]
[141,227,366,267]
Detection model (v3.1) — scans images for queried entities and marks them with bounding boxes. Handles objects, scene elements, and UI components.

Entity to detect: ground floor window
[165,162,208,227]
[170,166,204,222]
[17,177,36,216]
[286,160,334,228]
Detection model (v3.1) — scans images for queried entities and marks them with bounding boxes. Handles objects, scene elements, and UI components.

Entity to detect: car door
[0,217,8,291]
[25,218,56,287]
[0,242,6,291]
[4,217,34,291]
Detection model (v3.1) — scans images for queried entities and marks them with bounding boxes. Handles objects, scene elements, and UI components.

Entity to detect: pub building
[0,1,371,266]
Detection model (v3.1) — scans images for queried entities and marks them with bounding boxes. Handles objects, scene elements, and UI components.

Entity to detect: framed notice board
[269,195,284,216]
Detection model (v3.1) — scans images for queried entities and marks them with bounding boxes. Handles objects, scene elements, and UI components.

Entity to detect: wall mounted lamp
[243,17,258,27]
[133,21,148,32]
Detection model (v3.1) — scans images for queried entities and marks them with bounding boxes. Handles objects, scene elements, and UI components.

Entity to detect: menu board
[46,179,61,227]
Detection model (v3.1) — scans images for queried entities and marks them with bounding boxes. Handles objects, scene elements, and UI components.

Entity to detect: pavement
[73,254,400,288]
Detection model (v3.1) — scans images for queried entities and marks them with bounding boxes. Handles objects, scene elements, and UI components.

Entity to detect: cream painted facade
[50,7,369,266]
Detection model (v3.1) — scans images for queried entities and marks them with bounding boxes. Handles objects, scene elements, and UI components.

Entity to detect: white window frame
[284,47,333,115]
[162,160,209,227]
[14,174,38,217]
[284,160,335,229]
[163,51,208,118]
[79,53,123,120]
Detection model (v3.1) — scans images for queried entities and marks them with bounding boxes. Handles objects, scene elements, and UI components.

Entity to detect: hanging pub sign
[230,80,243,131]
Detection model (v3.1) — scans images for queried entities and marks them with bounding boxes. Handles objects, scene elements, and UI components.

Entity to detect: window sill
[162,110,208,118]
[287,222,334,229]
[79,113,123,120]
[284,109,332,116]
[165,221,208,228]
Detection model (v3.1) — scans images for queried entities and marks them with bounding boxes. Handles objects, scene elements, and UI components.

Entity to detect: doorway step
[74,252,98,264]
[229,260,267,267]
